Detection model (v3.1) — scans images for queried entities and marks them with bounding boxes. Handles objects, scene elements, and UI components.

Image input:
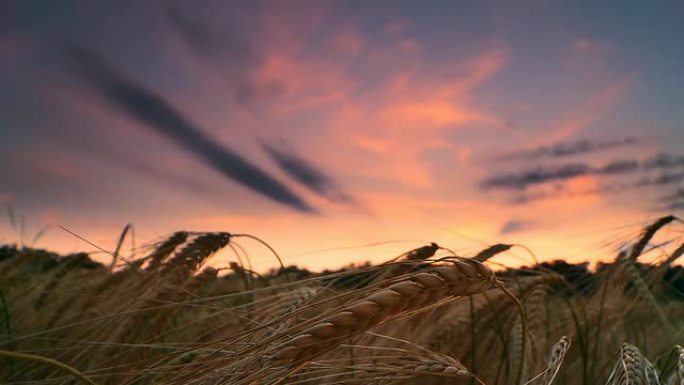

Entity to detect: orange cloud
[379,101,497,127]
[438,48,508,97]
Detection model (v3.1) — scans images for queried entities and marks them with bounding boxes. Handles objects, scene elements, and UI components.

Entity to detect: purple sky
[1,0,683,270]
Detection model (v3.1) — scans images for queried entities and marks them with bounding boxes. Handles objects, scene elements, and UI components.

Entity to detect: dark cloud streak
[499,137,640,161]
[499,220,533,235]
[164,4,285,110]
[481,164,590,190]
[482,154,684,190]
[262,143,355,204]
[69,47,315,213]
[511,171,684,205]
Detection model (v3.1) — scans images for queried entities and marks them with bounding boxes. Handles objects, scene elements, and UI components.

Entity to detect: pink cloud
[378,101,497,127]
[334,26,365,55]
[438,48,508,97]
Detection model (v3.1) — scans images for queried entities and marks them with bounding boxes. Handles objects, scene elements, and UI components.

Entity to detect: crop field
[1,216,684,385]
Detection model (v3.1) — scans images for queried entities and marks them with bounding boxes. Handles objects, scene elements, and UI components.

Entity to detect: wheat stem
[0,349,98,385]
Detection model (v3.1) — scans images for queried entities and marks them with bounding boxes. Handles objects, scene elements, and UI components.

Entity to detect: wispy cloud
[482,153,684,190]
[261,142,355,204]
[482,164,591,190]
[499,137,640,161]
[643,154,684,170]
[538,76,632,145]
[668,201,684,211]
[68,46,315,213]
[636,171,684,187]
[164,3,285,110]
[499,219,534,235]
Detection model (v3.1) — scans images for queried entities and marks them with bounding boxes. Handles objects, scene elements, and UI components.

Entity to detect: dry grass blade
[110,223,132,269]
[0,349,98,385]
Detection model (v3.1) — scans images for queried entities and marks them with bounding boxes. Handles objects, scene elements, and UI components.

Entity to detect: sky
[1,0,684,271]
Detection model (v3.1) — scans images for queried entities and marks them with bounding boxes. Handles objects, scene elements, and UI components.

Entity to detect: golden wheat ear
[271,258,498,364]
[144,231,189,272]
[662,345,684,385]
[538,336,571,385]
[606,343,661,385]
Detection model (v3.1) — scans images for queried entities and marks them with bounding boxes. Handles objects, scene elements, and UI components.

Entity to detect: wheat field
[1,216,684,384]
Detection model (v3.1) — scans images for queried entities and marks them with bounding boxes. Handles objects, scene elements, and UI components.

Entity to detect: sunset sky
[1,1,684,271]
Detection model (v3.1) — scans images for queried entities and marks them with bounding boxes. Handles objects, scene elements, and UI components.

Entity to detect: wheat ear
[273,258,497,363]
[627,215,678,262]
[607,343,652,385]
[540,336,571,385]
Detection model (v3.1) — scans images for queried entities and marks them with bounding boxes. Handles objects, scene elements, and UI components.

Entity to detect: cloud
[164,3,257,71]
[499,220,533,235]
[68,46,315,213]
[483,153,684,190]
[662,188,684,204]
[597,159,639,175]
[499,137,640,161]
[643,153,684,170]
[261,142,355,204]
[537,76,632,145]
[164,3,285,110]
[378,101,499,127]
[667,201,684,211]
[482,163,591,190]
